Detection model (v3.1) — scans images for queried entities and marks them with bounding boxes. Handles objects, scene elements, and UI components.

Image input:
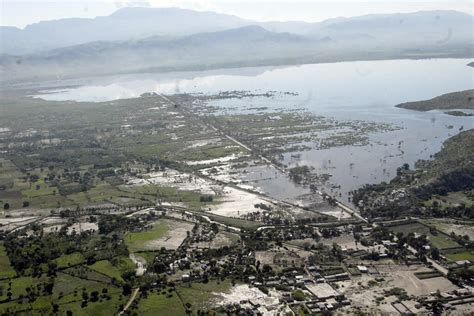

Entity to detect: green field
[0,275,48,301]
[54,252,85,268]
[125,220,170,252]
[135,252,159,266]
[120,184,205,208]
[0,242,16,279]
[428,234,460,250]
[54,273,126,315]
[414,271,443,279]
[89,256,135,282]
[192,210,261,230]
[137,291,186,315]
[424,191,474,209]
[177,279,233,314]
[388,222,460,249]
[444,251,474,262]
[389,222,430,235]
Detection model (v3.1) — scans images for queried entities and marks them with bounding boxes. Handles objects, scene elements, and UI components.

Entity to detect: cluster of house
[425,288,474,310]
[243,266,351,314]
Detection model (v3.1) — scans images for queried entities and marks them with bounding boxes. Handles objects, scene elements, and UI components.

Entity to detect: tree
[431,299,443,315]
[122,284,132,296]
[90,291,99,302]
[431,247,440,261]
[210,223,219,234]
[3,203,9,210]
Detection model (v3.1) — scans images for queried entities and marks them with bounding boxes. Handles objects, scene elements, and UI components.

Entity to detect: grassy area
[54,252,85,268]
[321,266,345,276]
[0,242,16,279]
[121,184,204,208]
[175,144,246,162]
[428,234,460,250]
[177,279,233,314]
[424,191,474,209]
[388,222,460,249]
[51,272,126,315]
[389,222,430,235]
[89,257,135,282]
[444,251,474,262]
[137,291,186,315]
[419,218,474,240]
[414,271,443,279]
[0,275,48,301]
[125,220,170,252]
[135,252,159,266]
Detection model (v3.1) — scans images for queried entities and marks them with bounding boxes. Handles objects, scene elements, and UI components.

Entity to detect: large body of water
[37,58,474,203]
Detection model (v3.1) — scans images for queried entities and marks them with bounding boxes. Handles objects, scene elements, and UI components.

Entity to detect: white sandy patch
[306,283,339,299]
[184,153,249,166]
[215,284,281,315]
[144,220,194,250]
[0,216,37,225]
[209,186,271,218]
[43,224,65,233]
[129,254,147,276]
[389,270,458,296]
[67,222,98,234]
[236,183,263,193]
[187,138,220,149]
[127,169,216,195]
[200,164,239,183]
[39,217,67,225]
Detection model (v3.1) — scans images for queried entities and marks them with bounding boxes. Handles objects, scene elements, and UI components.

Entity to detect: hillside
[396,89,474,111]
[352,129,474,219]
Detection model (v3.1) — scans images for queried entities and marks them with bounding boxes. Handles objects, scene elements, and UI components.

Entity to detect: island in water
[396,89,474,114]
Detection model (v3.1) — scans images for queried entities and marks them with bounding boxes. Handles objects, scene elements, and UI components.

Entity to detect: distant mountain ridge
[0,8,472,55]
[0,8,472,83]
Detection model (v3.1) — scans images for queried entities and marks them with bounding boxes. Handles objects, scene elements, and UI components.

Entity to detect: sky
[1,0,472,28]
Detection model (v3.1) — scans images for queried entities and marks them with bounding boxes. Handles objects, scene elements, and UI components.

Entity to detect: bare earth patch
[144,220,194,250]
[209,186,272,218]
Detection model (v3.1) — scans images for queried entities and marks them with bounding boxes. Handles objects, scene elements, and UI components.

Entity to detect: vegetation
[124,220,170,252]
[352,129,474,219]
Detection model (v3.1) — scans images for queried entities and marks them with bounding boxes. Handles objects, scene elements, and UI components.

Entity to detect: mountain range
[0,8,472,83]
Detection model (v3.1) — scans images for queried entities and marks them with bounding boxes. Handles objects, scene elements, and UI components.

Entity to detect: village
[0,90,472,315]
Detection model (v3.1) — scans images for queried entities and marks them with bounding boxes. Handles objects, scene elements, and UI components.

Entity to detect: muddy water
[36,59,474,204]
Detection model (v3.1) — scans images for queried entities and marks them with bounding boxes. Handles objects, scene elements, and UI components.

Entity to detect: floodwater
[36,58,474,203]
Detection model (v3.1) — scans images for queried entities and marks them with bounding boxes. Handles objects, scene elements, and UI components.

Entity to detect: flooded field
[34,58,474,204]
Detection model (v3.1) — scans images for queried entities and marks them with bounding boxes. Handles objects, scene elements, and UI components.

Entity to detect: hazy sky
[1,0,472,28]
